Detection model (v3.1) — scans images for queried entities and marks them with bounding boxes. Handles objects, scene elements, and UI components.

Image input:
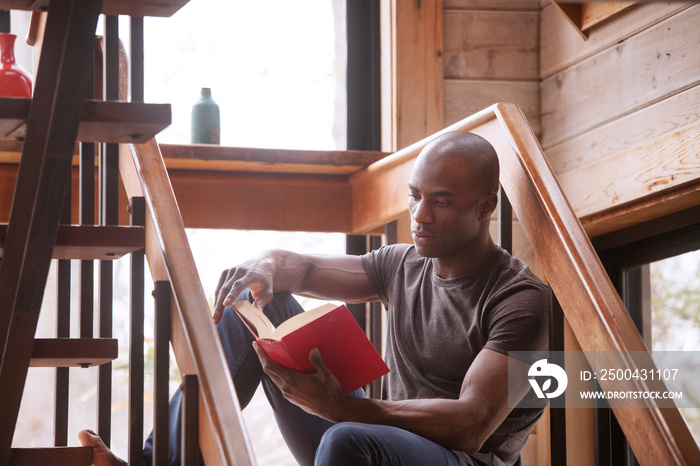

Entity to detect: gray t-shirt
[361,244,549,466]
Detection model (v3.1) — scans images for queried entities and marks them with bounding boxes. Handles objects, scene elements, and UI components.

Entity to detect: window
[593,205,700,465]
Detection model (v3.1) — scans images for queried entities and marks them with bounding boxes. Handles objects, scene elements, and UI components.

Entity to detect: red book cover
[233,301,389,393]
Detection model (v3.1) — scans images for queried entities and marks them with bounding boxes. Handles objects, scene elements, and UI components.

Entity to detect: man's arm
[213,249,378,323]
[255,344,531,454]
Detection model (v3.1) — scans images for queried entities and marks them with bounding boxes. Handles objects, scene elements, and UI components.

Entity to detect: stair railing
[119,139,255,465]
[486,103,698,464]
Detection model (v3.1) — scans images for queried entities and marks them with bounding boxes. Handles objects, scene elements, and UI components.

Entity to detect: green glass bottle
[191,87,220,144]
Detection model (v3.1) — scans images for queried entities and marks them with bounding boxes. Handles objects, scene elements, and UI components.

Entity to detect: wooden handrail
[119,139,255,465]
[350,102,700,465]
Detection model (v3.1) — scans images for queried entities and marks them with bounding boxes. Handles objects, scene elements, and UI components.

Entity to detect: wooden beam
[581,178,700,238]
[381,0,443,151]
[170,169,352,232]
[3,143,371,232]
[552,2,637,37]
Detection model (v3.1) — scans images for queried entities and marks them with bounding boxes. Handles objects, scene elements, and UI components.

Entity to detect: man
[80,131,549,465]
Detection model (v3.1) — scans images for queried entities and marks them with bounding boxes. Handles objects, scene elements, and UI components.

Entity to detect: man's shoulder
[487,249,549,308]
[492,248,546,288]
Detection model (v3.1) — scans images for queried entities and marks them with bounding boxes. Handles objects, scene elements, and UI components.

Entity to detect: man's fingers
[214,269,228,301]
[309,348,339,388]
[253,342,292,384]
[213,269,236,317]
[251,285,273,312]
[212,306,224,325]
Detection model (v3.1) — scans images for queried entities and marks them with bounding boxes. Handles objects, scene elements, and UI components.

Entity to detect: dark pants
[143,291,470,466]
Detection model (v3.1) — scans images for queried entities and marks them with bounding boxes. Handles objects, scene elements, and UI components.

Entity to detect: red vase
[0,33,32,98]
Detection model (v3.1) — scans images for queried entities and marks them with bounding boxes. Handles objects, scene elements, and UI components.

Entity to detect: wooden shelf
[9,447,91,465]
[30,338,118,368]
[160,144,388,175]
[0,224,145,260]
[0,98,171,144]
[0,0,190,17]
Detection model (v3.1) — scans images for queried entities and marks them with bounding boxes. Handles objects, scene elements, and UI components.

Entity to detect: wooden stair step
[0,224,145,260]
[0,0,189,17]
[9,447,91,465]
[30,338,118,368]
[0,98,171,144]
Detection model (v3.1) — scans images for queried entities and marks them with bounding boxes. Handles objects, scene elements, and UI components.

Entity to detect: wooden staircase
[2,2,698,466]
[0,1,254,465]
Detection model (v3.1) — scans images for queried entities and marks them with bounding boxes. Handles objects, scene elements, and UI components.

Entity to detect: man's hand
[213,254,278,323]
[253,342,350,422]
[212,251,376,324]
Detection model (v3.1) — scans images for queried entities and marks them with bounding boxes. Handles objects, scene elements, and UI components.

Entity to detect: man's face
[407,153,485,259]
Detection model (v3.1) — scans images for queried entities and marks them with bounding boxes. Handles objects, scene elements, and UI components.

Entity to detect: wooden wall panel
[540,2,693,79]
[443,6,541,139]
[546,84,700,175]
[558,118,700,220]
[444,80,540,134]
[541,4,700,148]
[444,10,539,80]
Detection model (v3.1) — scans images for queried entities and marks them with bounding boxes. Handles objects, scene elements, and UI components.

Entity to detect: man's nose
[412,200,433,224]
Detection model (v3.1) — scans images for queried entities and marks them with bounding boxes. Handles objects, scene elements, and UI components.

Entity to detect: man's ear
[478,192,498,222]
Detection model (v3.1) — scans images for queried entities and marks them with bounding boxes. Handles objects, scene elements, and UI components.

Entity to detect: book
[232,300,389,393]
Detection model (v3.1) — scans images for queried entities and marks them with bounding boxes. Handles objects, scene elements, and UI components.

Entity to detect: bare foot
[78,430,127,466]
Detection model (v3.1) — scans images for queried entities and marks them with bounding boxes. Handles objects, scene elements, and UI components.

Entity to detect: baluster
[153,280,171,465]
[181,374,200,466]
[128,197,146,465]
[54,167,72,446]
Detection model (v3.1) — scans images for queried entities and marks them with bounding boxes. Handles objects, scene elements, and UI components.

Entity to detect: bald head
[416,131,500,197]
